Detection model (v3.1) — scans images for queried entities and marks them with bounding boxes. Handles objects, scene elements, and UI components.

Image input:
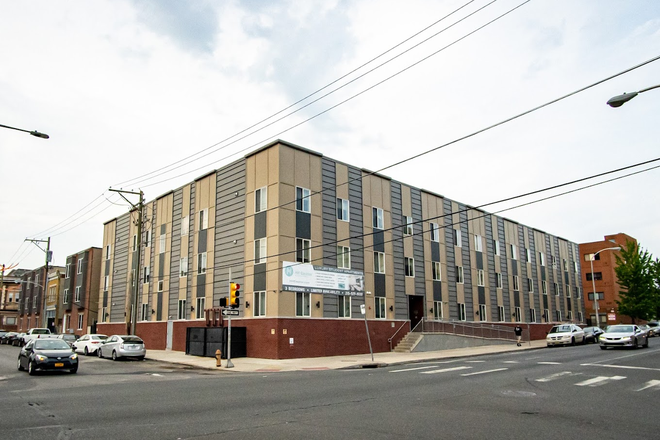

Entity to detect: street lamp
[0,123,49,139]
[590,246,621,327]
[607,84,660,108]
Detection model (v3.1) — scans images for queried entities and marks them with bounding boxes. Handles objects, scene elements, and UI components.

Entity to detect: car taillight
[91,341,100,344]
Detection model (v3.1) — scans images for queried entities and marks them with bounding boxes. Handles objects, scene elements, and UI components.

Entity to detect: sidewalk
[146,340,547,372]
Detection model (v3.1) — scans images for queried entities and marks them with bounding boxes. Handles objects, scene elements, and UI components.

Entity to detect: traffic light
[229,282,240,308]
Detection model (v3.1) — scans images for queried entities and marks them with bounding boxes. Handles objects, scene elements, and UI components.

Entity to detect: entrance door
[408,295,424,329]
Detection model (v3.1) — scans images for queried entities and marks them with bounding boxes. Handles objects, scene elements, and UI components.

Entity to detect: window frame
[296,291,311,317]
[477,269,485,287]
[177,299,186,320]
[404,216,413,236]
[456,266,464,284]
[474,235,483,252]
[338,295,351,318]
[432,261,441,281]
[196,297,205,320]
[180,257,188,278]
[430,222,439,242]
[254,238,267,264]
[374,251,385,274]
[197,252,207,274]
[296,238,311,263]
[458,303,466,321]
[254,291,266,317]
[336,198,349,221]
[372,207,384,229]
[255,187,267,213]
[296,187,311,213]
[337,246,351,269]
[404,257,415,277]
[375,297,386,319]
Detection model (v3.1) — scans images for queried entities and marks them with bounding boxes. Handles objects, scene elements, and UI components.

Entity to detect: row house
[98,140,583,359]
[17,265,65,331]
[1,268,28,330]
[60,247,102,336]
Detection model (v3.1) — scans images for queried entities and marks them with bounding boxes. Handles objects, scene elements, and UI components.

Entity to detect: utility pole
[109,188,144,335]
[25,237,51,328]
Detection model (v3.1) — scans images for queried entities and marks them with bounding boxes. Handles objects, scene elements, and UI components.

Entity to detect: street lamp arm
[607,84,660,108]
[0,123,49,139]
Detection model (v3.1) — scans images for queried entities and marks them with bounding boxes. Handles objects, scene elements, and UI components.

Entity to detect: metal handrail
[388,320,410,352]
[419,318,521,341]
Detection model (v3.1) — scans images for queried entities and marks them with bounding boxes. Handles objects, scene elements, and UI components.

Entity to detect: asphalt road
[1,341,659,439]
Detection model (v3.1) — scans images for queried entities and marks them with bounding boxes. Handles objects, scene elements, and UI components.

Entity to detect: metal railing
[414,318,518,342]
[388,320,411,352]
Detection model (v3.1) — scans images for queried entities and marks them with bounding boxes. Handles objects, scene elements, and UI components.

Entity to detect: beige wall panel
[280,291,296,316]
[254,150,271,191]
[278,209,296,241]
[401,185,411,215]
[336,163,349,199]
[279,145,294,186]
[361,173,371,207]
[293,149,311,189]
[337,220,350,242]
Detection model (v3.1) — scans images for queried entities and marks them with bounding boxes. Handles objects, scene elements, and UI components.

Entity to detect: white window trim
[405,257,415,277]
[296,187,311,213]
[430,222,439,242]
[337,198,349,221]
[372,207,384,229]
[197,252,207,274]
[432,261,441,281]
[337,246,351,269]
[404,216,413,236]
[254,238,267,265]
[296,238,311,263]
[456,266,464,284]
[474,235,483,252]
[255,187,267,213]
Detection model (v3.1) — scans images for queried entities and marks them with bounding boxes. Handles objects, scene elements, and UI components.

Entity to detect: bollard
[215,349,222,367]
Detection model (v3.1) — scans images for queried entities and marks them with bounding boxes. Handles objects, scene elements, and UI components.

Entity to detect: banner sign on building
[282,262,364,296]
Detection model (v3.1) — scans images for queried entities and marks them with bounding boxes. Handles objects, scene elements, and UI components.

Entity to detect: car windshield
[32,329,50,334]
[92,336,108,341]
[607,325,633,333]
[34,340,70,350]
[549,325,572,334]
[122,337,143,344]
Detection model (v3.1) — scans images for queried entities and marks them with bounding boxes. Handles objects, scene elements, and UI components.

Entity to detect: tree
[614,241,656,323]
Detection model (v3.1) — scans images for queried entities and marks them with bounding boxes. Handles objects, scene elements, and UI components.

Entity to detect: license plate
[55,363,64,367]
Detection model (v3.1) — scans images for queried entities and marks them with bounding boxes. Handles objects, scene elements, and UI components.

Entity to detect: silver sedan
[97,335,146,360]
[599,324,649,349]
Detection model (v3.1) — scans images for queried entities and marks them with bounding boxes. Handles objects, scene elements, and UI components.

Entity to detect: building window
[372,207,384,229]
[405,257,415,277]
[477,269,485,287]
[337,246,351,269]
[567,311,573,321]
[563,259,568,272]
[498,306,505,322]
[196,297,205,319]
[576,287,581,298]
[255,187,267,213]
[514,307,522,322]
[566,285,571,297]
[144,230,151,248]
[496,273,502,289]
[554,282,559,296]
[104,276,109,291]
[433,301,444,320]
[77,259,83,274]
[527,278,533,292]
[556,310,562,322]
[78,314,84,330]
[296,292,311,317]
[75,286,81,302]
[63,289,69,304]
[456,266,464,284]
[254,291,266,317]
[338,296,351,318]
[573,261,579,272]
[578,311,583,322]
[177,299,186,320]
[66,264,71,279]
[141,303,149,321]
[181,216,189,236]
[474,235,483,252]
[375,297,386,319]
[454,229,462,247]
[254,238,267,264]
[199,208,209,230]
[542,281,547,295]
[479,304,487,321]
[458,303,466,321]
[374,252,385,274]
[336,198,349,221]
[180,257,188,277]
[296,187,311,213]
[404,216,413,235]
[513,275,519,291]
[132,234,137,252]
[430,223,439,242]
[159,234,166,254]
[539,252,545,266]
[158,280,163,292]
[105,245,111,260]
[197,252,207,274]
[526,248,531,263]
[494,240,500,256]
[143,266,150,284]
[551,255,558,269]
[511,244,518,260]
[588,292,604,301]
[543,309,549,322]
[296,238,311,263]
[585,253,601,261]
[586,272,603,281]
[432,262,441,281]
[530,308,537,323]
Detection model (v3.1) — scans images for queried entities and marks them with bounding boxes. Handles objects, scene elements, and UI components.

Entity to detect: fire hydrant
[215,349,222,367]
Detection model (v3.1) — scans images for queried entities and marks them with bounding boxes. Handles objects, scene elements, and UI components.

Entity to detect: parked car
[1,331,18,344]
[546,324,585,347]
[97,335,146,361]
[599,324,649,349]
[638,324,652,338]
[72,334,108,355]
[0,330,6,340]
[647,321,660,337]
[20,328,55,347]
[17,338,78,375]
[582,326,604,343]
[12,333,25,346]
[55,334,78,347]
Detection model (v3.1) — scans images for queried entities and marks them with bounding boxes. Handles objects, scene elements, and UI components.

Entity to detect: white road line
[465,360,486,363]
[576,376,626,387]
[461,368,508,376]
[537,361,561,365]
[502,361,519,364]
[636,380,660,392]
[535,371,575,382]
[390,366,439,373]
[581,363,660,372]
[422,366,472,375]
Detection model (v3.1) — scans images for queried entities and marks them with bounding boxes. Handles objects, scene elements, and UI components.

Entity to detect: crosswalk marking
[535,371,576,382]
[465,360,486,363]
[422,366,472,375]
[537,361,561,365]
[636,380,660,392]
[390,366,439,373]
[461,368,508,376]
[576,376,626,387]
[581,363,660,372]
[502,361,519,364]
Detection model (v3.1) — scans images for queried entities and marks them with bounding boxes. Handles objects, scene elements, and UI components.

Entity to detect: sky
[1,0,659,271]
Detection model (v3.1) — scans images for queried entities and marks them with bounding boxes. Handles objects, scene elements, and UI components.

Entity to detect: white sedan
[72,334,108,355]
[546,324,585,347]
[97,335,146,361]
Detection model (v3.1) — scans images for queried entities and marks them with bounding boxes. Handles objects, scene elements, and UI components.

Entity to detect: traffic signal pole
[226,268,234,368]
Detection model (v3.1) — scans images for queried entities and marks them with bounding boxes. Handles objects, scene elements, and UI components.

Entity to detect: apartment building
[1,268,27,330]
[60,247,102,336]
[17,265,65,331]
[579,233,633,326]
[98,140,583,359]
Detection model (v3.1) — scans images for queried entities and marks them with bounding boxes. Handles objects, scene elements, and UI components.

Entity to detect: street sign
[222,309,239,316]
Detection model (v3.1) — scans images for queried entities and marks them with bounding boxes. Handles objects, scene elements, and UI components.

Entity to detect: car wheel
[98,348,103,358]
[632,339,638,349]
[112,351,118,361]
[17,357,24,371]
[28,361,37,376]
[571,337,575,346]
[70,366,78,374]
[84,347,89,356]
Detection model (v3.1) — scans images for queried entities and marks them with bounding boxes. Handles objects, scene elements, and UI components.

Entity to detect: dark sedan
[1,331,20,345]
[17,338,79,375]
[582,326,604,343]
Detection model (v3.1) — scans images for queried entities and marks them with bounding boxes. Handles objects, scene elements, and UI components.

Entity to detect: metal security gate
[185,327,246,358]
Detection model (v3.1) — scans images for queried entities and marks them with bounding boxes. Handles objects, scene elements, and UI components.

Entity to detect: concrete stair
[393,332,423,353]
